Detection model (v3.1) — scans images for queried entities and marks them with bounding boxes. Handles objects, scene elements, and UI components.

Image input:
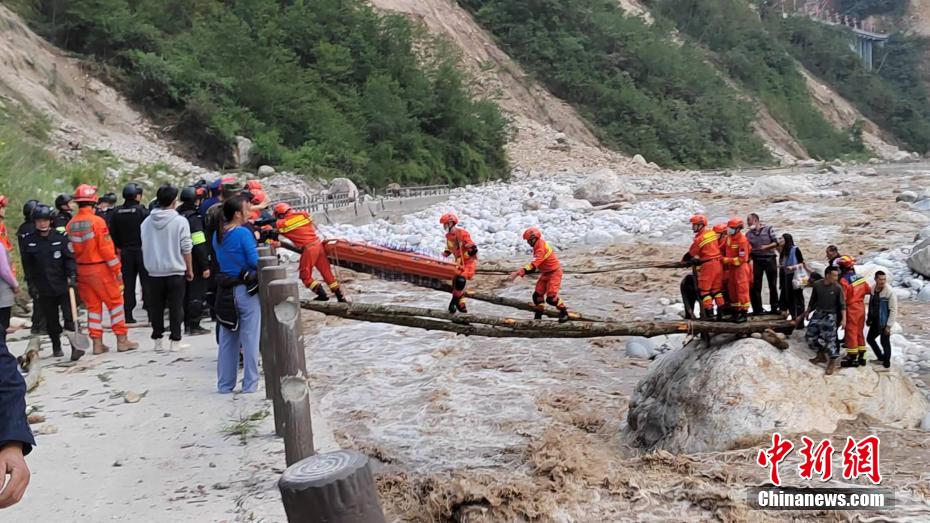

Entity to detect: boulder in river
[624,338,929,453]
[752,176,814,196]
[897,191,919,203]
[908,238,930,278]
[573,169,635,205]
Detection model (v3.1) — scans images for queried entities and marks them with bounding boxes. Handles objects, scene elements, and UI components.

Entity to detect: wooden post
[258,256,279,402]
[278,450,386,523]
[261,264,288,436]
[268,279,315,465]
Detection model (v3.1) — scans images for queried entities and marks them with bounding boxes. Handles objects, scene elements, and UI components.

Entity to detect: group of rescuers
[2,182,897,376]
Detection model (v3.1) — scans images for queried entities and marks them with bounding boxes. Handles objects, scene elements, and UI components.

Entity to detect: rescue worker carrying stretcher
[440,213,477,314]
[66,184,139,354]
[273,202,347,302]
[509,227,571,323]
[720,217,752,323]
[682,215,725,320]
[838,255,871,368]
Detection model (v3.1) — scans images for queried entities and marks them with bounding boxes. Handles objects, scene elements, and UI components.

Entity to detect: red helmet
[250,190,267,206]
[523,227,542,242]
[713,223,727,234]
[273,202,293,218]
[837,255,856,270]
[73,184,99,203]
[689,214,707,227]
[245,180,263,192]
[439,213,458,228]
[727,217,744,229]
[0,195,7,208]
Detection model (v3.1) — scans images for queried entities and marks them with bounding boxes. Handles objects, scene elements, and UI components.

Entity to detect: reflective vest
[66,207,121,274]
[275,211,319,248]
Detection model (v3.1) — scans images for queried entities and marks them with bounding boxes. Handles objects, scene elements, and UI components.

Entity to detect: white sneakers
[154,338,188,352]
[153,338,164,352]
[169,340,183,352]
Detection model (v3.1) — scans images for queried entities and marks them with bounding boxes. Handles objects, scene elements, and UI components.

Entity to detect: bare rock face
[908,238,930,279]
[572,168,635,205]
[624,338,929,453]
[233,136,254,168]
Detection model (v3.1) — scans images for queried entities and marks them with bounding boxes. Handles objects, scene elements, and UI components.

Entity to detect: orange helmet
[73,184,98,203]
[0,195,7,208]
[837,255,856,270]
[273,202,293,218]
[439,213,458,228]
[250,189,267,206]
[713,223,727,234]
[523,227,542,242]
[689,214,707,227]
[245,180,263,192]
[727,217,744,229]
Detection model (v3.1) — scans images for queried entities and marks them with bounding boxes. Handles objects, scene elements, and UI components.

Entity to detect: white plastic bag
[792,267,809,290]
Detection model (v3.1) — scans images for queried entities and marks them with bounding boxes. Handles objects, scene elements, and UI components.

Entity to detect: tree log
[278,450,385,523]
[431,284,608,322]
[300,301,796,338]
[476,260,685,275]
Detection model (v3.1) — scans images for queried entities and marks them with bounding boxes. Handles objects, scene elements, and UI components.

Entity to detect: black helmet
[179,186,199,203]
[99,192,118,204]
[22,199,40,220]
[122,182,144,199]
[31,204,53,221]
[54,194,72,210]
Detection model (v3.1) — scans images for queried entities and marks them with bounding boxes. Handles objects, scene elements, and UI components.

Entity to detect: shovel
[66,287,89,360]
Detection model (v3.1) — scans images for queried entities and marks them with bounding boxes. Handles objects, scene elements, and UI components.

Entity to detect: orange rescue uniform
[522,238,566,312]
[721,231,752,312]
[276,211,340,293]
[0,221,15,276]
[686,227,724,313]
[66,207,127,338]
[443,227,477,306]
[840,273,871,357]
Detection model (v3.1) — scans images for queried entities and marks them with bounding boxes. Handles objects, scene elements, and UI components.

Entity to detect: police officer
[108,182,148,324]
[96,192,118,223]
[16,200,45,334]
[52,194,73,234]
[178,186,211,335]
[21,205,80,360]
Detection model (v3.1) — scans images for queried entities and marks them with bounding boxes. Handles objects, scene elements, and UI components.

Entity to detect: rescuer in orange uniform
[440,213,478,314]
[682,215,724,320]
[273,202,346,302]
[66,184,139,354]
[720,217,752,323]
[714,222,729,309]
[509,227,570,322]
[837,255,871,368]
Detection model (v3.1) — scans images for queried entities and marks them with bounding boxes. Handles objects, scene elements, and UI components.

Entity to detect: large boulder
[233,136,254,168]
[573,169,635,205]
[624,338,929,453]
[549,194,593,210]
[908,238,930,278]
[329,178,359,201]
[897,191,919,203]
[751,175,814,196]
[257,165,275,177]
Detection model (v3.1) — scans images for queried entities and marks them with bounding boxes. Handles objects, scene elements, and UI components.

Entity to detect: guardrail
[282,184,450,213]
[373,184,451,199]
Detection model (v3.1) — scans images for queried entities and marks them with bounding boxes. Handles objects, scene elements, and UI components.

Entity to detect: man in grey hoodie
[142,185,193,352]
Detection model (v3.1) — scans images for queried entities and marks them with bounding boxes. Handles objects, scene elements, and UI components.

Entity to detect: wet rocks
[752,175,814,196]
[573,168,635,205]
[907,239,930,279]
[897,191,919,203]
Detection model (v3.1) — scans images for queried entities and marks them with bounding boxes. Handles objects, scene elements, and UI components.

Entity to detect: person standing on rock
[51,194,73,234]
[805,265,846,375]
[866,270,897,370]
[141,185,194,352]
[272,202,347,302]
[109,183,149,323]
[720,217,752,323]
[777,234,812,327]
[21,205,80,360]
[16,200,45,335]
[838,256,871,368]
[440,213,478,314]
[178,186,212,336]
[509,227,571,322]
[681,215,724,320]
[66,184,138,354]
[746,213,779,315]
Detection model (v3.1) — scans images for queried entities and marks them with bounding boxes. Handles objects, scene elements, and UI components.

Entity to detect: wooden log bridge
[300,300,796,339]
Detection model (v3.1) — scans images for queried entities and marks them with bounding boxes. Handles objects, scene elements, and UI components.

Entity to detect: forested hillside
[8,0,509,187]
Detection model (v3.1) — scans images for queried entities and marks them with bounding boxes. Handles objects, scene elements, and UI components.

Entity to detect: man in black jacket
[109,183,148,323]
[0,337,33,509]
[21,205,80,360]
[51,194,73,234]
[16,200,45,335]
[178,186,211,335]
[95,192,118,224]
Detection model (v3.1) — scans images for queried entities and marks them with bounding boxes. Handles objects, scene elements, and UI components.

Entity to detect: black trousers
[148,275,186,341]
[867,323,892,364]
[0,307,10,333]
[778,269,805,322]
[184,274,208,328]
[29,288,47,333]
[36,293,74,339]
[750,256,779,313]
[120,248,149,321]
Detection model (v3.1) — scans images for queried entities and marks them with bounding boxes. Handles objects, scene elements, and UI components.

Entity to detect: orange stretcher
[322,239,459,288]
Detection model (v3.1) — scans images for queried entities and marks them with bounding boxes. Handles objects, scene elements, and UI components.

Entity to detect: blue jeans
[217,285,261,393]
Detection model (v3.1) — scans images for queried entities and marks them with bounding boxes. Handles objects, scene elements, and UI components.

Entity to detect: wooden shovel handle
[69,287,79,327]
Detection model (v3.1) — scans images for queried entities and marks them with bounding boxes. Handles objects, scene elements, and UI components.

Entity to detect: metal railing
[282,184,450,213]
[373,184,450,200]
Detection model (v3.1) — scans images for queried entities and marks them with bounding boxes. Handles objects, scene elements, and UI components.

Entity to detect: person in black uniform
[178,186,211,335]
[95,192,118,223]
[51,194,73,234]
[109,182,149,324]
[21,205,80,360]
[16,200,45,335]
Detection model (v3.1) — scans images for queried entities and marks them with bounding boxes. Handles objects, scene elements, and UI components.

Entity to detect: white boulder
[257,165,276,177]
[908,239,930,278]
[897,191,919,203]
[913,199,930,212]
[632,154,648,166]
[915,226,930,242]
[549,195,593,210]
[918,286,930,303]
[752,176,814,196]
[573,169,635,205]
[625,337,655,359]
[329,178,359,201]
[233,136,254,167]
[624,338,929,453]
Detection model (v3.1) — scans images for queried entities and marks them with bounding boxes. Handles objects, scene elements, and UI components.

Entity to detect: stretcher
[322,239,459,289]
